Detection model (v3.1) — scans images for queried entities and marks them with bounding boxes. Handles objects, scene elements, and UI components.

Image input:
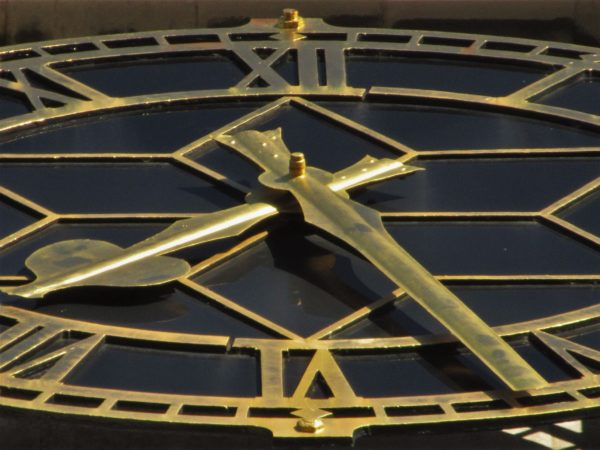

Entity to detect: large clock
[1,10,600,449]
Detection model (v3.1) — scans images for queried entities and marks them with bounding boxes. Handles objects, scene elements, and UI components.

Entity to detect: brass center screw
[289,152,306,177]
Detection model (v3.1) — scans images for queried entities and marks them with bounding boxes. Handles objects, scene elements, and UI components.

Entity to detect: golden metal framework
[0,12,600,440]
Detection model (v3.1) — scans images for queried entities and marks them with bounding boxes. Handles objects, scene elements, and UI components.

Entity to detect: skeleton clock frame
[0,11,600,442]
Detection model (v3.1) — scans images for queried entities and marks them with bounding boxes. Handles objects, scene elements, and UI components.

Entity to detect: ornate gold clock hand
[225,129,548,392]
[1,132,419,299]
[2,202,277,299]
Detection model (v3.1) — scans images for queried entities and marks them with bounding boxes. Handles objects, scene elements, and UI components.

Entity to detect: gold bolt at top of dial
[289,152,306,177]
[277,8,304,29]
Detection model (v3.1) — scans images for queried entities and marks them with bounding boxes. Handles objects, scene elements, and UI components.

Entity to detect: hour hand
[1,202,278,299]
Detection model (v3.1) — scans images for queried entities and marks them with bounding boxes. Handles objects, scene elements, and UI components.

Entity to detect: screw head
[292,408,330,434]
[295,417,324,433]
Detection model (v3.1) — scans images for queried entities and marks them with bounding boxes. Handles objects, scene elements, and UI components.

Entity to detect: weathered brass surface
[221,130,548,391]
[0,12,599,441]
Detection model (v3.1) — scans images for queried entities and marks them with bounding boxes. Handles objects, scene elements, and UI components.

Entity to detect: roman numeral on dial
[230,41,354,93]
[291,349,355,400]
[0,322,102,382]
[260,347,355,401]
[533,331,600,377]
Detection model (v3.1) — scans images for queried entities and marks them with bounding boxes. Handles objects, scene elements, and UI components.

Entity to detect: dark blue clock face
[0,21,600,449]
[2,98,600,397]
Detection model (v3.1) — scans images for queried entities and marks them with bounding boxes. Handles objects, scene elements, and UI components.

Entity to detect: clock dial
[1,13,600,443]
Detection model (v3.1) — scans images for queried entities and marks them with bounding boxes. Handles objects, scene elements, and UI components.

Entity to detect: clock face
[1,14,600,445]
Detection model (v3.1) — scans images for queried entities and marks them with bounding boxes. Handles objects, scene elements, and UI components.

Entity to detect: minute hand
[230,138,548,392]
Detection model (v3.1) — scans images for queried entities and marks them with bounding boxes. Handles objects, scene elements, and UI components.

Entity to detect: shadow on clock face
[2,217,600,341]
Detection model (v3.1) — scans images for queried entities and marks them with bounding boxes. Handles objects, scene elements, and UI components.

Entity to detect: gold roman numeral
[260,346,356,400]
[233,46,291,90]
[0,66,110,111]
[291,350,355,400]
[260,345,285,399]
[231,41,350,93]
[533,331,600,377]
[0,322,102,382]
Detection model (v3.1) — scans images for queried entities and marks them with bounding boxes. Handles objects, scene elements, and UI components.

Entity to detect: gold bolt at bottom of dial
[295,417,324,433]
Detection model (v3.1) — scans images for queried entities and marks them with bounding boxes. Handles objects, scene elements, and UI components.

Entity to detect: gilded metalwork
[218,129,546,391]
[0,12,600,441]
[0,140,419,298]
